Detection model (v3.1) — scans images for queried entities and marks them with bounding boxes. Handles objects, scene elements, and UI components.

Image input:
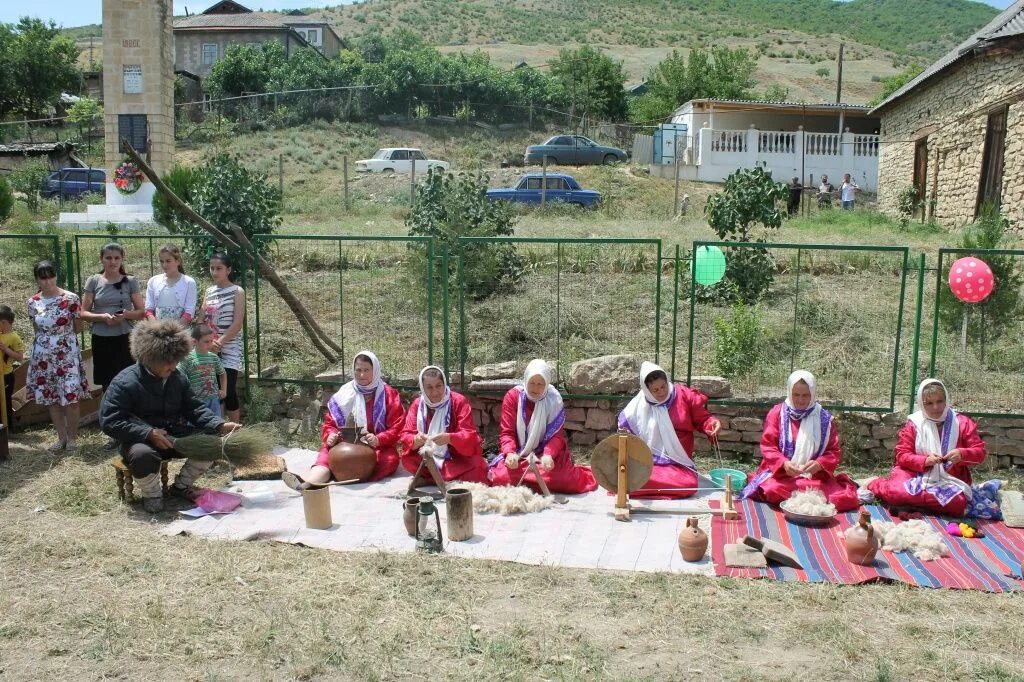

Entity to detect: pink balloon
[948,257,994,303]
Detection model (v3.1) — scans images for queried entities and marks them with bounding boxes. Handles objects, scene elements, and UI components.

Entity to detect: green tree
[152,165,200,234]
[869,64,924,106]
[205,42,287,99]
[628,47,757,123]
[0,175,13,223]
[703,167,790,303]
[66,97,102,152]
[549,45,628,123]
[0,18,80,118]
[155,154,281,271]
[8,160,50,213]
[939,207,1022,361]
[406,169,522,300]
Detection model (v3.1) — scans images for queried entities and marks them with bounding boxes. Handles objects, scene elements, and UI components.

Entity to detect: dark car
[40,168,106,199]
[524,135,627,166]
[486,173,601,208]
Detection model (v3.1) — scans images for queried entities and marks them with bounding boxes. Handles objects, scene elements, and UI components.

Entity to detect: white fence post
[746,124,759,169]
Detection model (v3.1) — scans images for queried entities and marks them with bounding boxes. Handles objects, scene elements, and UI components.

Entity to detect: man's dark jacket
[99,362,223,444]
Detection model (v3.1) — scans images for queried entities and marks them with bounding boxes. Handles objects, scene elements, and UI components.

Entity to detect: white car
[354,148,450,174]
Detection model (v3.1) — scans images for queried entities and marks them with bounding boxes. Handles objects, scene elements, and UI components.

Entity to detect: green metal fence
[926,247,1024,418]
[250,234,434,388]
[453,237,662,393]
[683,241,912,413]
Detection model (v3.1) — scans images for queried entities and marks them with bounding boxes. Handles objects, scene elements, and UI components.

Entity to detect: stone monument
[60,0,174,227]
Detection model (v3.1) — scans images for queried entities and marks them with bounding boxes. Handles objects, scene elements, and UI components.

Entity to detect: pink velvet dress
[867,415,985,516]
[399,391,489,484]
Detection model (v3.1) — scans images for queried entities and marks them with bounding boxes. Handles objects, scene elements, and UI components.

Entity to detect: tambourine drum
[328,441,376,482]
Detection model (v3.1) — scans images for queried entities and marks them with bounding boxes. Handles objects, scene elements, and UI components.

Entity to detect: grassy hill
[323,0,996,59]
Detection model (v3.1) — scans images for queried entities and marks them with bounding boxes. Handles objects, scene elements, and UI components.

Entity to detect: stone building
[174,0,343,80]
[872,0,1024,228]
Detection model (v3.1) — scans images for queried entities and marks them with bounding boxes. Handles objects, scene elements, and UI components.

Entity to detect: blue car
[41,167,106,200]
[486,173,601,208]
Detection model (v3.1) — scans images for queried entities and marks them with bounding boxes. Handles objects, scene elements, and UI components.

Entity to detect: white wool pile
[450,481,554,515]
[871,520,949,561]
[781,489,837,517]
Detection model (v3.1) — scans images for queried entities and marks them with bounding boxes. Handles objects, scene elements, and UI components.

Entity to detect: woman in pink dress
[488,359,597,495]
[399,365,488,484]
[867,379,986,516]
[617,361,721,498]
[740,370,859,511]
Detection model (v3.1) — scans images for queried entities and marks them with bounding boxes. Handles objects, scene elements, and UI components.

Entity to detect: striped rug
[712,500,1024,592]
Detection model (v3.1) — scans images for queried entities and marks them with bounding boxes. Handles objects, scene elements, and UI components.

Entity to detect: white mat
[162,448,720,575]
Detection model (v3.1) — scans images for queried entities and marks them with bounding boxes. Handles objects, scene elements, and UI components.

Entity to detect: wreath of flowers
[113,159,144,195]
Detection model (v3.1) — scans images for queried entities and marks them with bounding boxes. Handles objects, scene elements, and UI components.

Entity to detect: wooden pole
[614,433,629,521]
[541,155,547,207]
[410,155,416,208]
[673,140,682,217]
[835,43,845,136]
[0,372,9,461]
[343,155,350,211]
[278,154,283,196]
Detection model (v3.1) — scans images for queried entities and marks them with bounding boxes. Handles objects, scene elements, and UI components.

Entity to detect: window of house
[976,107,1008,216]
[202,43,219,65]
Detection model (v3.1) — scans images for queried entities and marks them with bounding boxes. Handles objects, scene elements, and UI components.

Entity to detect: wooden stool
[111,456,170,502]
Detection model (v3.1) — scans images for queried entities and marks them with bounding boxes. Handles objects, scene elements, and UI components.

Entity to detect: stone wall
[875,45,1024,229]
[252,355,1024,470]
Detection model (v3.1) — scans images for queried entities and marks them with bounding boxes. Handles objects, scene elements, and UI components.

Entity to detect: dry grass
[2,428,1024,681]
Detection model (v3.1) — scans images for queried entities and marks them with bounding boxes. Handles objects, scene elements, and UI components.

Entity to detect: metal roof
[682,98,871,112]
[870,0,1024,114]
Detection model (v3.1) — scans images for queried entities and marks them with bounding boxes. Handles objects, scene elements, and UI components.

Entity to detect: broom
[169,425,276,465]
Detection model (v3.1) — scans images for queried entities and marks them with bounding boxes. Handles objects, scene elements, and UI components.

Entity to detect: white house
[647,98,882,191]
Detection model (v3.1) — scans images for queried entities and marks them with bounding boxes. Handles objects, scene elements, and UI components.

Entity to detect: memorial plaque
[123,65,142,94]
[118,114,148,153]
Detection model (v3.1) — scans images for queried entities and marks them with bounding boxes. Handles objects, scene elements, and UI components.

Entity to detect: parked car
[354,148,450,174]
[486,173,601,208]
[524,135,627,166]
[40,168,106,199]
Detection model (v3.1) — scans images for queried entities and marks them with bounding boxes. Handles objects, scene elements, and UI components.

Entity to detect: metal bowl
[781,506,836,527]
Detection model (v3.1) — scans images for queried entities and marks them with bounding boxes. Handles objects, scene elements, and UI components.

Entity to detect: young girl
[617,361,721,499]
[489,359,597,495]
[740,370,860,511]
[81,243,146,391]
[145,243,197,323]
[399,365,488,484]
[201,251,245,423]
[292,351,404,486]
[26,261,91,450]
[177,324,227,417]
[867,379,986,516]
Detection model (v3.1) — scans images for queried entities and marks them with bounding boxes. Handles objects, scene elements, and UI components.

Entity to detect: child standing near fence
[177,324,227,417]
[0,305,27,431]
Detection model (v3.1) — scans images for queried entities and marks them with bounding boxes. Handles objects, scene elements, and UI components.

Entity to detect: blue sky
[0,0,1013,27]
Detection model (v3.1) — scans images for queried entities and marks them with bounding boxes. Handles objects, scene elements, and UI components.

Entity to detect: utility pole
[835,43,845,136]
[673,139,681,217]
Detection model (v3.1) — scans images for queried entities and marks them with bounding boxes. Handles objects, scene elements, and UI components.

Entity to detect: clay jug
[844,510,879,565]
[328,441,376,482]
[403,498,420,536]
[678,516,708,562]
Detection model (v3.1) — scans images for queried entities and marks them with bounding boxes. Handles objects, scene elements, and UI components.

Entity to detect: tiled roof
[174,13,288,30]
[679,98,871,112]
[870,0,1024,114]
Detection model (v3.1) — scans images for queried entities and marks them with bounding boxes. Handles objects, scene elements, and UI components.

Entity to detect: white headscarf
[620,361,694,468]
[906,379,972,504]
[417,365,451,469]
[782,370,830,468]
[327,350,386,432]
[516,359,565,457]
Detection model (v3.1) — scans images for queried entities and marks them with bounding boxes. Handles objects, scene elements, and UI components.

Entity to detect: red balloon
[948,257,995,303]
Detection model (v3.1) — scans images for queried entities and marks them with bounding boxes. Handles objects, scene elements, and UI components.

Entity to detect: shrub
[8,161,50,213]
[0,175,13,223]
[713,302,763,378]
[406,169,523,301]
[896,185,921,228]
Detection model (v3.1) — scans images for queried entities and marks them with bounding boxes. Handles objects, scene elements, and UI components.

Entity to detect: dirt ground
[2,427,1024,681]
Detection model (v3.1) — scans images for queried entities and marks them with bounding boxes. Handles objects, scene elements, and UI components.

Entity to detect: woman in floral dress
[26,261,91,450]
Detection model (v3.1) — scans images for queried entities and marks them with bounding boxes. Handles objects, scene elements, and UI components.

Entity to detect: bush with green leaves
[713,302,764,378]
[153,153,281,272]
[0,175,13,223]
[896,185,921,228]
[703,167,790,303]
[8,161,50,213]
[406,169,522,300]
[939,206,1022,361]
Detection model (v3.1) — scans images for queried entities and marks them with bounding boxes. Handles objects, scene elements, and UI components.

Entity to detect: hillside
[322,0,996,59]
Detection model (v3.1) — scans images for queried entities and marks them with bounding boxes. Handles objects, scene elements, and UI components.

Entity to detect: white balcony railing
[710,129,747,153]
[758,131,797,154]
[805,132,841,156]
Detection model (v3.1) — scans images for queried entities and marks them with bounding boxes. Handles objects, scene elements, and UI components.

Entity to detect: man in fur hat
[100,319,241,513]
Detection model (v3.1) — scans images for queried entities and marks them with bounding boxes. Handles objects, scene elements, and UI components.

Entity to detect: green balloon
[694,246,727,285]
